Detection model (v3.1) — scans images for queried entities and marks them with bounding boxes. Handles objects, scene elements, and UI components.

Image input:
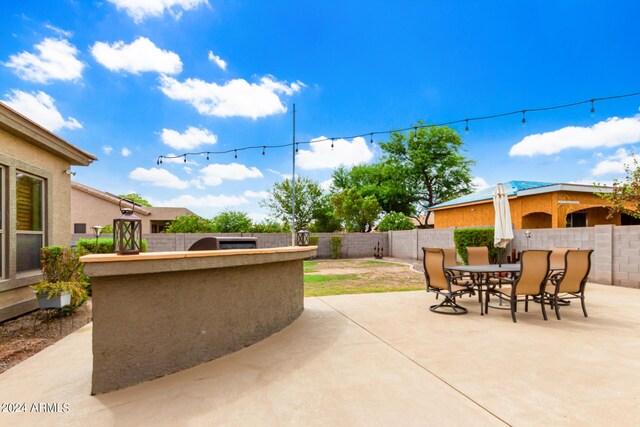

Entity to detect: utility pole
[291,103,296,246]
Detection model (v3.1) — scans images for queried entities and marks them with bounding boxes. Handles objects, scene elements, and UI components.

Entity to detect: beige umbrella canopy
[493,183,514,264]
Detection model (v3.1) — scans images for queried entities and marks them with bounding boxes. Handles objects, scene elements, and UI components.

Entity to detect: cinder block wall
[71,232,388,259]
[388,226,640,288]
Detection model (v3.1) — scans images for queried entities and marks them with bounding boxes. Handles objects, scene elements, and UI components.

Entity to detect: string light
[183,155,187,163]
[295,143,299,153]
[370,133,374,144]
[590,99,596,116]
[156,90,640,164]
[413,127,418,142]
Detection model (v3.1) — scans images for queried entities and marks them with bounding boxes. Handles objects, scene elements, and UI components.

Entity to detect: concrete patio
[1,283,639,426]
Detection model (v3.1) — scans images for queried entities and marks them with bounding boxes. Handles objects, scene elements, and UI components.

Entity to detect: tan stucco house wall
[71,182,196,234]
[0,103,95,321]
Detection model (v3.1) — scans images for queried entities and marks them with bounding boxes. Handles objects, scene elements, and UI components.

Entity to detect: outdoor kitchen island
[81,246,317,394]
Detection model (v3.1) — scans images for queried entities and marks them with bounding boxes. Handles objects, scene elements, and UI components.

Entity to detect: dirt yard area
[0,301,93,374]
[304,259,425,296]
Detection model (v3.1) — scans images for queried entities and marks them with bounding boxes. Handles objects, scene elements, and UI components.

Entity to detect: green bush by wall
[330,236,343,259]
[77,237,148,254]
[453,227,498,264]
[309,236,319,246]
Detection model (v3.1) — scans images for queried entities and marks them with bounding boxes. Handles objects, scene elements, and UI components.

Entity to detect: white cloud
[44,24,73,38]
[200,163,263,186]
[102,145,113,154]
[4,38,84,83]
[107,0,208,23]
[577,159,587,165]
[184,166,193,174]
[510,115,640,157]
[161,126,217,150]
[592,148,640,176]
[129,167,190,189]
[208,50,227,70]
[296,136,374,170]
[91,37,182,75]
[471,177,489,191]
[158,75,303,119]
[247,212,268,223]
[320,179,333,191]
[243,190,269,199]
[266,168,292,180]
[121,148,132,157]
[3,89,82,132]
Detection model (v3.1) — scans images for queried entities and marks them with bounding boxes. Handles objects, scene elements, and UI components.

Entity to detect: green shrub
[309,236,319,246]
[38,246,89,308]
[330,236,343,259]
[453,227,498,264]
[100,224,113,234]
[77,237,148,253]
[377,212,416,231]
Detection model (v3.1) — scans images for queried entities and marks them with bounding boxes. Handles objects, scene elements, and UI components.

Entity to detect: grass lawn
[304,259,424,297]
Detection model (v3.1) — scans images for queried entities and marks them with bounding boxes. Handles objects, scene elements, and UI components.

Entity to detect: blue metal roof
[430,180,554,209]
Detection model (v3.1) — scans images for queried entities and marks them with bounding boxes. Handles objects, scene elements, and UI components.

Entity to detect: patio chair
[550,247,578,269]
[423,248,474,315]
[485,250,551,323]
[544,250,593,320]
[466,246,510,298]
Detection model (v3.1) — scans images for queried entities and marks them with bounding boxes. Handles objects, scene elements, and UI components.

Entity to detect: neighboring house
[430,180,640,229]
[0,103,96,321]
[71,182,196,234]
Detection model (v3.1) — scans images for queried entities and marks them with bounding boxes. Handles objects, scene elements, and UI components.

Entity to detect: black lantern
[296,229,310,246]
[113,199,142,255]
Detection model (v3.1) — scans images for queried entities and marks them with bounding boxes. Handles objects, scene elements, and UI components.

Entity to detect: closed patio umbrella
[493,183,514,266]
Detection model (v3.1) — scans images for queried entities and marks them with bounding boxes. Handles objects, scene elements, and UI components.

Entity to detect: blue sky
[1,1,639,220]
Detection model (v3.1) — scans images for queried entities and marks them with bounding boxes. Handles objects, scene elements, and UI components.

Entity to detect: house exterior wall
[0,128,72,321]
[433,191,622,229]
[70,187,194,234]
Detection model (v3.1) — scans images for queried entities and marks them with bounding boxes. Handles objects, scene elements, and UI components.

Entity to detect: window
[566,211,587,228]
[74,223,87,233]
[0,165,4,279]
[16,172,44,273]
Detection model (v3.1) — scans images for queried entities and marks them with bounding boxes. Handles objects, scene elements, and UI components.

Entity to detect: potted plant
[30,281,86,309]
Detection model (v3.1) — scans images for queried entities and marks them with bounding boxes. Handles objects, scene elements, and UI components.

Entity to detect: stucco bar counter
[81,246,317,395]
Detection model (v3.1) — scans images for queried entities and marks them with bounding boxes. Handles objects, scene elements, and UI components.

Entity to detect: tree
[119,193,152,207]
[331,164,415,216]
[164,215,214,233]
[251,220,285,233]
[309,194,343,232]
[332,188,381,232]
[211,210,253,233]
[260,177,323,231]
[598,158,640,219]
[377,212,416,231]
[380,124,474,227]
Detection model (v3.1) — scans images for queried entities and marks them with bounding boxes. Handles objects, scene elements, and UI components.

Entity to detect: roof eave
[0,103,97,166]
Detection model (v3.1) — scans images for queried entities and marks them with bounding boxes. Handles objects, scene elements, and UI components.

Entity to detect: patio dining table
[446,264,564,315]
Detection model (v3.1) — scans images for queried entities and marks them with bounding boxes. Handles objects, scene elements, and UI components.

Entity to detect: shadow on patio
[0,283,638,426]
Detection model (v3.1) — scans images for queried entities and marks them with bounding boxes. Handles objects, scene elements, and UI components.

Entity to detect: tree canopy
[598,158,640,219]
[211,210,253,232]
[332,188,381,232]
[164,215,214,233]
[119,193,152,207]
[260,177,323,231]
[380,124,474,226]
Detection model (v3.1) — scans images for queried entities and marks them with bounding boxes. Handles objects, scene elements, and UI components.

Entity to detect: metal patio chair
[545,249,593,320]
[423,248,474,315]
[485,250,551,322]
